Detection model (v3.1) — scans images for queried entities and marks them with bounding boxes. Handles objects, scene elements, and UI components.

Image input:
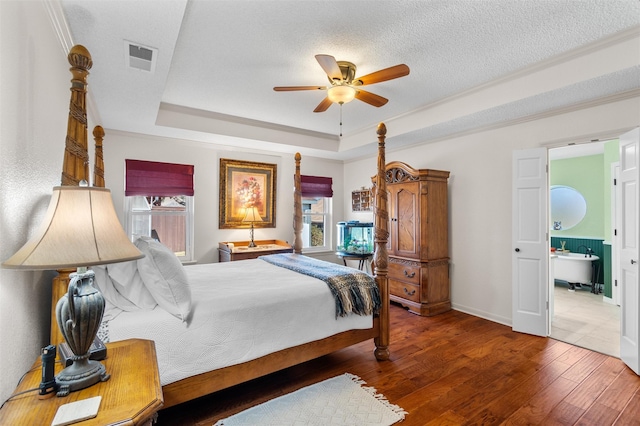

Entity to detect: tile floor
[550,282,620,358]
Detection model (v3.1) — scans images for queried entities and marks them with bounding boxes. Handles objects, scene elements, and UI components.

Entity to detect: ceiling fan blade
[354,64,410,86]
[313,97,333,113]
[355,89,388,107]
[315,54,343,82]
[274,86,325,91]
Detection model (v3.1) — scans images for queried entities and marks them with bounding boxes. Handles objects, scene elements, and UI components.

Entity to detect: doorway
[548,140,620,357]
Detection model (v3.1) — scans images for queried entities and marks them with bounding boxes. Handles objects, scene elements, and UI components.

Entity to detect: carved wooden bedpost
[293,152,303,254]
[61,45,92,186]
[93,125,105,188]
[373,123,390,361]
[51,45,93,347]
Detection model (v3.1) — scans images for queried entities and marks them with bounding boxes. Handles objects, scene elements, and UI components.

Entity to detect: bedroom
[1,0,639,421]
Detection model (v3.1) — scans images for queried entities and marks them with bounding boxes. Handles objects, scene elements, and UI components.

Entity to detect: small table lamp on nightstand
[242,206,263,248]
[2,185,144,397]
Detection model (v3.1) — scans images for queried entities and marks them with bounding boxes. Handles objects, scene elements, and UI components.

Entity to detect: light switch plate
[51,395,101,426]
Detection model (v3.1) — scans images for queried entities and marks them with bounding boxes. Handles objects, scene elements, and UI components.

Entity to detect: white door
[512,148,548,336]
[619,127,640,374]
[612,162,621,306]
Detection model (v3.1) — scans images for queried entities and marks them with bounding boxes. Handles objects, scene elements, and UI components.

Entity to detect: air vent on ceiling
[124,40,157,73]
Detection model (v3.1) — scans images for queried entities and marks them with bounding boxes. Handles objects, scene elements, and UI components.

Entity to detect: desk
[0,339,163,426]
[337,252,373,272]
[218,239,293,262]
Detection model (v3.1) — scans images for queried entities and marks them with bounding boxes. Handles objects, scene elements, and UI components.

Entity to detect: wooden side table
[218,239,293,262]
[0,338,163,426]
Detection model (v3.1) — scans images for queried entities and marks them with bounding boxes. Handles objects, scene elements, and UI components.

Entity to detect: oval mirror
[550,185,587,230]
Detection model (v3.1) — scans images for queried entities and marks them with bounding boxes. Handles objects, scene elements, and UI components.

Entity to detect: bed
[50,44,390,409]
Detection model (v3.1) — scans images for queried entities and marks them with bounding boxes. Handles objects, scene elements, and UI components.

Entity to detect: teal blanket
[259,253,381,318]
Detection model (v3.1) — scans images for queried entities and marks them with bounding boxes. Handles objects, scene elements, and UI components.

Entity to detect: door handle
[632,259,638,265]
[515,248,520,252]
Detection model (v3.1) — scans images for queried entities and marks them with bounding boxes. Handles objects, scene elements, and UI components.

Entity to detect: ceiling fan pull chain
[339,103,343,137]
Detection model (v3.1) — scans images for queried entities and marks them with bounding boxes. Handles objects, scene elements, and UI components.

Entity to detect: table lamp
[242,206,262,248]
[2,185,144,397]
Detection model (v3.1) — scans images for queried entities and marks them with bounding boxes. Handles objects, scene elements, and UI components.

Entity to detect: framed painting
[219,158,277,229]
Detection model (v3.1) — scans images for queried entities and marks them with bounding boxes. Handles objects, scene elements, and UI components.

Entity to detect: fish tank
[336,221,374,255]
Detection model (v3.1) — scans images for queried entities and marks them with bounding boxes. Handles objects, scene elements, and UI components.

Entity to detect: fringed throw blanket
[260,253,381,318]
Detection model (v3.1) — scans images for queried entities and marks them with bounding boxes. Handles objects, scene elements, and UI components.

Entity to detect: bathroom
[549,139,620,357]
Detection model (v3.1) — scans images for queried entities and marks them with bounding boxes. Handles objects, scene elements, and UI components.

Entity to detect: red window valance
[125,159,194,196]
[300,175,333,198]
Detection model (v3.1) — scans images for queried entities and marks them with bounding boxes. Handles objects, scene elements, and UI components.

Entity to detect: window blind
[300,175,333,198]
[125,159,194,196]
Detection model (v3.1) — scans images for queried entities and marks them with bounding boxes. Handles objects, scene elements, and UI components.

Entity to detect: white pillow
[107,260,157,310]
[134,236,192,321]
[92,265,137,314]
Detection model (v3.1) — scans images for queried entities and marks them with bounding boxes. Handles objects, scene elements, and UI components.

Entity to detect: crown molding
[43,0,102,125]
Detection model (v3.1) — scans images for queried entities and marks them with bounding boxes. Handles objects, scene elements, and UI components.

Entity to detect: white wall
[101,131,344,263]
[344,96,640,325]
[0,1,71,402]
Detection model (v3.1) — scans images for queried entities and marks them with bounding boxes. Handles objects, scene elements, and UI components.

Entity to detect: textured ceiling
[59,0,640,160]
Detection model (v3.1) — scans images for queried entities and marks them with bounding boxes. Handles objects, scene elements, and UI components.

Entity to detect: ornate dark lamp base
[56,356,110,397]
[55,269,110,396]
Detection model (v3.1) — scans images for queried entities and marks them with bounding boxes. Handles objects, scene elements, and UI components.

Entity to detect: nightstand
[218,239,293,262]
[0,338,163,426]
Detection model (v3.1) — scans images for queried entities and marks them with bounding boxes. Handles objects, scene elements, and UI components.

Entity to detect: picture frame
[219,158,277,229]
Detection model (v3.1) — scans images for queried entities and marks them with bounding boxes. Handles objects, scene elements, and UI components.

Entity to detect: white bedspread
[105,259,373,386]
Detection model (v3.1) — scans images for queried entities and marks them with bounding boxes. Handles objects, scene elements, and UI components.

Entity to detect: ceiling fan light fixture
[274,55,408,112]
[327,85,356,104]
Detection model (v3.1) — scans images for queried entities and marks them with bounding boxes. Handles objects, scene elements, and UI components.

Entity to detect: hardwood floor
[155,305,640,425]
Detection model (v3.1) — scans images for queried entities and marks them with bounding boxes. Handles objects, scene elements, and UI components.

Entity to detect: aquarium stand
[336,252,372,272]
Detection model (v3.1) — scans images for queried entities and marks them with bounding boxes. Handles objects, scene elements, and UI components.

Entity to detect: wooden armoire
[376,162,450,316]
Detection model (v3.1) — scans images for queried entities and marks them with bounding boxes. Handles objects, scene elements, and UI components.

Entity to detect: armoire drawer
[390,279,420,303]
[389,261,420,285]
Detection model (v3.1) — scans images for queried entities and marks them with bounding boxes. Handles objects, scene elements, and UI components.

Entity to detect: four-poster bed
[50,45,390,409]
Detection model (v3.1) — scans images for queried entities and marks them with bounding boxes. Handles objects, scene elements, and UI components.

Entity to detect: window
[124,160,194,262]
[302,196,332,251]
[300,175,333,252]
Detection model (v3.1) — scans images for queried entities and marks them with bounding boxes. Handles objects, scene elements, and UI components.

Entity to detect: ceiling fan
[274,54,410,113]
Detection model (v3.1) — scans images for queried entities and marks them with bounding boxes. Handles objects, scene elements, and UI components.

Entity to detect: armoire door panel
[396,186,418,256]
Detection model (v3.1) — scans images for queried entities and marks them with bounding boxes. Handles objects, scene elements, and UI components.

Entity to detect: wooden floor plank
[615,392,640,425]
[561,349,608,383]
[503,376,579,424]
[576,401,622,425]
[155,305,640,426]
[564,357,627,410]
[462,349,585,424]
[597,366,640,412]
[542,400,587,425]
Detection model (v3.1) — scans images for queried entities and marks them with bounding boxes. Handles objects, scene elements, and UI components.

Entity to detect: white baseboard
[451,303,512,328]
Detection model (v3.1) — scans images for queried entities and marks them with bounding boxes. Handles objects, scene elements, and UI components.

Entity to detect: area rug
[213,373,407,425]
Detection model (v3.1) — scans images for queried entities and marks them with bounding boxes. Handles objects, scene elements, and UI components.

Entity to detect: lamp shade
[327,85,356,104]
[2,186,143,270]
[242,206,263,223]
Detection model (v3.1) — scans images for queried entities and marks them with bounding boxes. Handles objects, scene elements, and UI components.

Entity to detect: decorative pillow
[134,236,192,321]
